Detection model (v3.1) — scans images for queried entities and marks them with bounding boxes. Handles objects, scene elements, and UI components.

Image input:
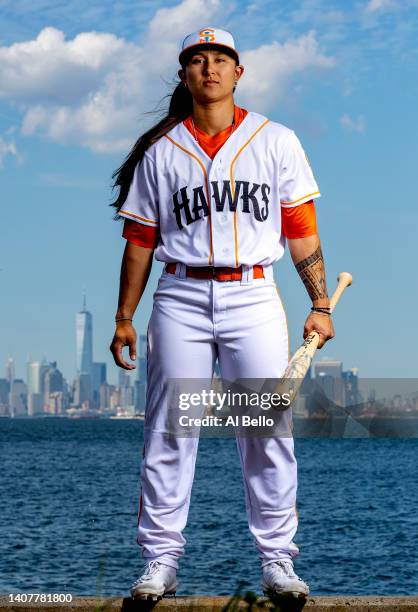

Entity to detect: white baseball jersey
[118,111,320,267]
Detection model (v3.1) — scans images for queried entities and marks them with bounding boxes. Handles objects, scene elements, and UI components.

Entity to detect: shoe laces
[271,559,296,578]
[139,560,162,582]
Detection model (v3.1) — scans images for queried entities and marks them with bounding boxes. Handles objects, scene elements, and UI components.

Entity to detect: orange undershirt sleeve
[281,200,318,239]
[122,218,159,248]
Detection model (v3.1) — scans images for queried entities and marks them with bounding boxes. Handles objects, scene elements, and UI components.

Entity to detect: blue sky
[1,0,418,385]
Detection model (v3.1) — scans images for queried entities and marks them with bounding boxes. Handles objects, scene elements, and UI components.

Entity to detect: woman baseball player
[110,27,334,602]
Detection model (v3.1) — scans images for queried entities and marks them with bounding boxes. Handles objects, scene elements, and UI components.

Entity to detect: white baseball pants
[136,264,300,569]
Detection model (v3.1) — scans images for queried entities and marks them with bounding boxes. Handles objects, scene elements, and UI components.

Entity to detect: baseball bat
[274,272,353,405]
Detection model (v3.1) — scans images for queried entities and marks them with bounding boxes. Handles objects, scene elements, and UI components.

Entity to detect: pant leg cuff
[143,555,179,570]
[261,555,292,568]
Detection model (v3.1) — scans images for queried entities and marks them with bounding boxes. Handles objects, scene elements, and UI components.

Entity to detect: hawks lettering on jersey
[118,110,321,267]
[172,180,271,229]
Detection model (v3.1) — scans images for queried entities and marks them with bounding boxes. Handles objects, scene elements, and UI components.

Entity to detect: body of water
[1,418,417,597]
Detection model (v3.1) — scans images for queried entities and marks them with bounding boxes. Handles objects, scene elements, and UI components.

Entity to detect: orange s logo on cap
[199,28,215,43]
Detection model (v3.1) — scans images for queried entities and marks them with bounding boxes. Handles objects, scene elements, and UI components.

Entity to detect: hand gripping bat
[274,272,353,405]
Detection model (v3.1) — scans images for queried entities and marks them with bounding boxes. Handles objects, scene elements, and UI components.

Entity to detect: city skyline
[3,296,418,420]
[3,299,418,420]
[0,299,148,417]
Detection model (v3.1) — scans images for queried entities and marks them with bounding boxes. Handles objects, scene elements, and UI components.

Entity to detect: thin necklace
[191,115,235,143]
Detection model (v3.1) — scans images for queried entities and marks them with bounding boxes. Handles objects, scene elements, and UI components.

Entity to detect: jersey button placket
[210,162,233,267]
[216,163,228,226]
[208,164,218,266]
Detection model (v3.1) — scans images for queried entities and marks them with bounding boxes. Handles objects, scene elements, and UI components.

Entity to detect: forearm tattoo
[295,246,329,302]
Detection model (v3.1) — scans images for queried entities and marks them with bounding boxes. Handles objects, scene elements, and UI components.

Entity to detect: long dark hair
[110,79,193,219]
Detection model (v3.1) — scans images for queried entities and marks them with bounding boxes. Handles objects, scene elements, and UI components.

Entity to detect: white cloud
[0,0,226,152]
[340,114,365,133]
[147,0,221,42]
[0,0,335,153]
[237,31,335,112]
[0,27,133,105]
[365,0,395,12]
[0,135,20,167]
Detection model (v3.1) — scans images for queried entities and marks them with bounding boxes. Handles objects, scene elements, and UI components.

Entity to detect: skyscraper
[119,368,131,389]
[27,361,42,394]
[9,379,27,417]
[73,373,91,408]
[342,368,361,411]
[314,360,344,406]
[5,357,15,384]
[76,293,93,400]
[92,362,107,408]
[0,379,10,415]
[44,362,64,395]
[27,360,43,416]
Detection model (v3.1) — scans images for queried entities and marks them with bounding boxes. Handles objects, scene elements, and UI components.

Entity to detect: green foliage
[222,581,307,612]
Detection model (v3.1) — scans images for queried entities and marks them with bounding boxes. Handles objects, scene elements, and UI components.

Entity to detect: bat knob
[337,272,353,286]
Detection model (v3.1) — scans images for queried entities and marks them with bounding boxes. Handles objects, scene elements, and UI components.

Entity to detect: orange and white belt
[165,263,265,282]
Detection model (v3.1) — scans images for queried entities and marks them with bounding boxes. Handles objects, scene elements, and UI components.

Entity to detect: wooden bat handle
[329,272,353,313]
[275,271,353,405]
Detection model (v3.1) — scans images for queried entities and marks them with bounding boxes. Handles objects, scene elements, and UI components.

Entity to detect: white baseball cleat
[262,559,309,600]
[130,560,177,601]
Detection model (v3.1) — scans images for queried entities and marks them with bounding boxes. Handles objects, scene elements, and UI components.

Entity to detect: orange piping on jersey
[229,119,270,268]
[281,191,320,206]
[120,210,158,225]
[164,134,213,266]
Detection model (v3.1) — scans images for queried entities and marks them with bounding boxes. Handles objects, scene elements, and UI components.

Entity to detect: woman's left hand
[303,313,335,349]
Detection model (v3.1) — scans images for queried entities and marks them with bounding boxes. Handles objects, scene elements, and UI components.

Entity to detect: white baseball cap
[179,27,240,65]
